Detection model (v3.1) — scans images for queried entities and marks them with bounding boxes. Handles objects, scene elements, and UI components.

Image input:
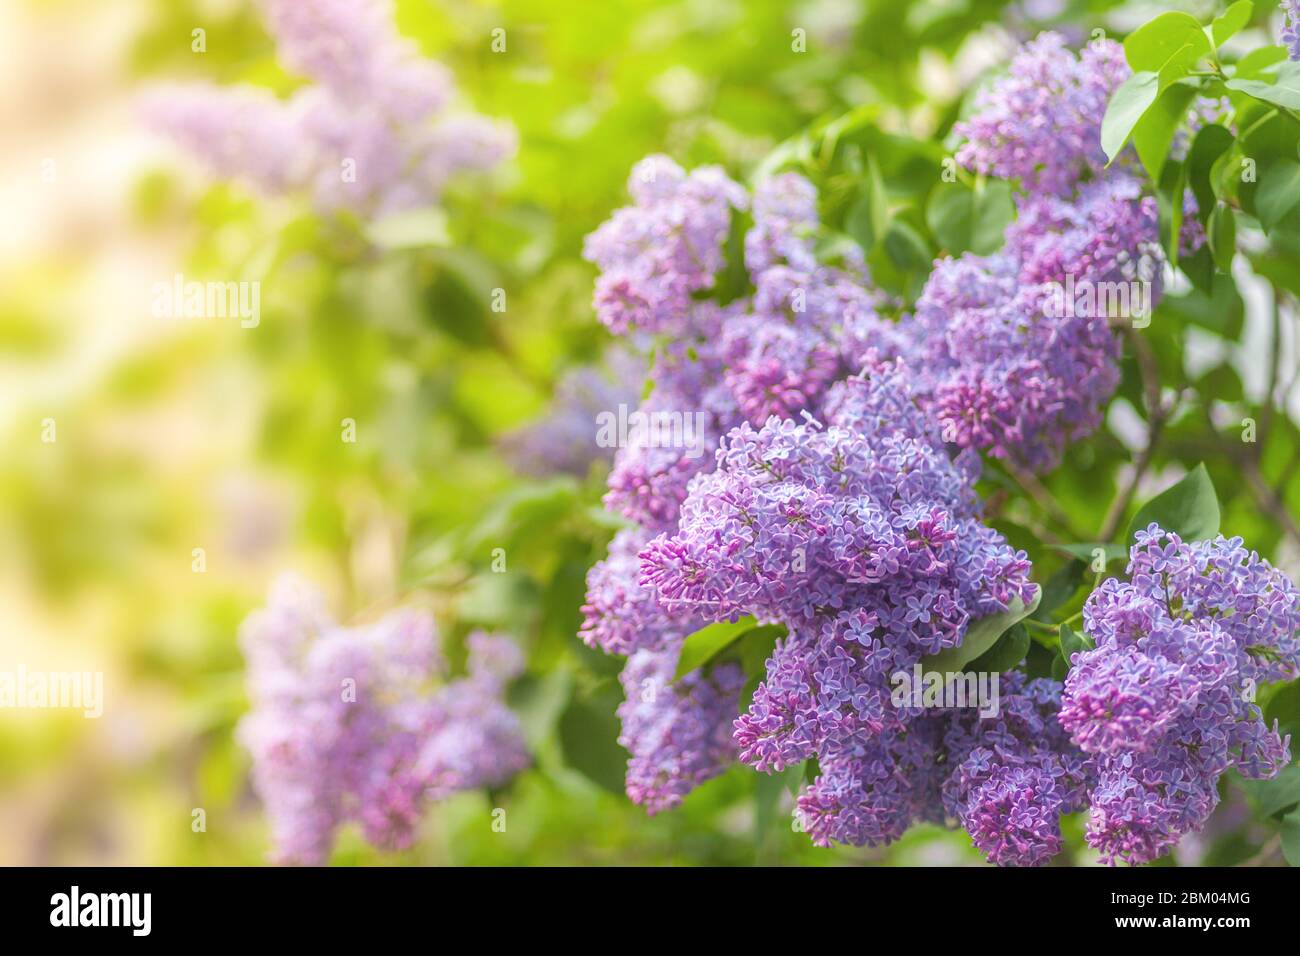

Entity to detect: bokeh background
[2,0,1296,865]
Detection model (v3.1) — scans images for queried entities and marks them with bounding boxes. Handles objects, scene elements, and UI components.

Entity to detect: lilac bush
[238,576,528,864]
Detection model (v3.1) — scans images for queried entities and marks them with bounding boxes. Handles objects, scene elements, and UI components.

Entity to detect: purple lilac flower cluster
[501,351,644,479]
[589,157,903,532]
[796,673,1090,865]
[617,643,747,813]
[902,34,1206,472]
[1062,527,1300,864]
[1284,1,1300,60]
[581,161,911,810]
[140,0,514,217]
[938,674,1092,866]
[238,576,528,864]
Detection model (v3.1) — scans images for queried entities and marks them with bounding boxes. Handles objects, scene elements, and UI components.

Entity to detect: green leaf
[1233,46,1288,80]
[1243,764,1300,817]
[925,179,1014,256]
[1124,12,1212,74]
[920,587,1041,675]
[673,616,759,681]
[1256,160,1300,231]
[968,623,1030,673]
[1135,83,1198,181]
[1227,61,1300,110]
[1283,809,1300,866]
[1126,463,1221,543]
[364,207,451,249]
[1058,622,1094,666]
[882,219,932,273]
[557,686,628,795]
[1052,542,1129,567]
[846,154,891,252]
[1211,1,1253,48]
[1036,559,1086,619]
[1208,201,1237,271]
[1102,71,1160,163]
[1187,124,1235,216]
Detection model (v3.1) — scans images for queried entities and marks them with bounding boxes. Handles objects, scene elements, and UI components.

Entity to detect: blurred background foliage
[1,0,1297,865]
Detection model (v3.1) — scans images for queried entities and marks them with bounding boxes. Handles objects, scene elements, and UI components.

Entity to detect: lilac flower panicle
[1284,1,1300,60]
[142,0,513,216]
[501,351,644,478]
[954,33,1129,197]
[238,577,528,864]
[617,643,746,813]
[1062,526,1300,864]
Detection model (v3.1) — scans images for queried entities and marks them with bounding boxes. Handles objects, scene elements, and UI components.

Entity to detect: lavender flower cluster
[501,351,644,479]
[238,576,529,864]
[1061,527,1300,864]
[1284,1,1300,60]
[141,0,514,217]
[901,34,1176,471]
[587,157,904,533]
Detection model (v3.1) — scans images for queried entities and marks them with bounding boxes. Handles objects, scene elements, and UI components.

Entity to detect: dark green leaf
[968,623,1030,673]
[1058,621,1094,666]
[1126,462,1221,542]
[920,587,1041,675]
[674,616,759,681]
[1256,160,1300,231]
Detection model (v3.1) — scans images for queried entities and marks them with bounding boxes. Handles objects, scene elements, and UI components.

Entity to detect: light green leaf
[1134,82,1198,181]
[1242,764,1300,817]
[925,179,1015,256]
[1211,1,1253,48]
[1233,46,1288,80]
[1127,462,1221,543]
[1124,12,1212,73]
[1052,542,1129,565]
[674,616,758,681]
[920,586,1041,676]
[1102,71,1159,163]
[1256,160,1300,231]
[1227,61,1300,109]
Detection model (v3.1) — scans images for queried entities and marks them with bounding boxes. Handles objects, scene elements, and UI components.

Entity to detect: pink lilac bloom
[140,0,513,217]
[238,576,528,864]
[1062,526,1300,865]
